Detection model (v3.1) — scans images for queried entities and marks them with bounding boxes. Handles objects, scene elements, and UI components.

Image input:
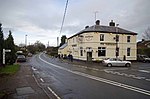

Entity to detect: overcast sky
[0,0,150,46]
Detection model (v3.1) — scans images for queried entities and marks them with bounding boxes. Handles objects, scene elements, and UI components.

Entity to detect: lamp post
[25,35,27,47]
[115,24,119,59]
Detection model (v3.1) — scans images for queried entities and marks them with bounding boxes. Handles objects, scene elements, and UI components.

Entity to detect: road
[29,53,150,99]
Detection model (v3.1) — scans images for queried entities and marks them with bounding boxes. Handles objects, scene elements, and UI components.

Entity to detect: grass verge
[0,64,20,76]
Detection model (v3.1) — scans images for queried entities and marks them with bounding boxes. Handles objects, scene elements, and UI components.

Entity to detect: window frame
[98,47,106,57]
[100,34,104,41]
[80,47,83,56]
[127,36,131,42]
[127,48,130,56]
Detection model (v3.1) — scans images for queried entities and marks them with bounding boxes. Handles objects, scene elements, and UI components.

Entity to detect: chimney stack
[95,20,100,25]
[109,20,115,26]
[85,26,89,29]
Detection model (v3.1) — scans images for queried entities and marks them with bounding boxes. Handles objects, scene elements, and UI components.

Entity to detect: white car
[102,58,131,67]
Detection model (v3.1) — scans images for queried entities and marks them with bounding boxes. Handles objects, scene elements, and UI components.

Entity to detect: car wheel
[107,63,112,67]
[125,63,131,67]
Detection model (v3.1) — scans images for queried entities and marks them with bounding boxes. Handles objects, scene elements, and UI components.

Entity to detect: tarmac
[0,56,133,99]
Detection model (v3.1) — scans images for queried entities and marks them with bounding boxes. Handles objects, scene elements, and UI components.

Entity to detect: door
[87,52,92,62]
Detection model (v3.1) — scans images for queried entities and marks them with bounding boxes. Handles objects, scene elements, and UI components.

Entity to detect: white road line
[32,67,37,71]
[92,68,99,71]
[104,68,128,71]
[39,53,150,96]
[40,78,44,82]
[139,70,150,73]
[146,79,150,81]
[32,74,51,99]
[47,87,61,99]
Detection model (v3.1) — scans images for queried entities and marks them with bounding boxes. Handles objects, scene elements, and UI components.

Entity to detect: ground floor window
[98,47,106,56]
[127,48,130,56]
[80,47,83,56]
[116,47,119,57]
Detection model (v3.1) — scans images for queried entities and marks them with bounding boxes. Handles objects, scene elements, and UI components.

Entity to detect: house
[59,20,137,61]
[137,39,150,57]
[137,39,150,49]
[58,43,68,57]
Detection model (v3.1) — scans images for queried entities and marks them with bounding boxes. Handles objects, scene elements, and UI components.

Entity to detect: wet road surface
[29,53,150,99]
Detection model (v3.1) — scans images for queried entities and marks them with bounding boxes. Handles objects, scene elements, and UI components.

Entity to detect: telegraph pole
[94,11,99,21]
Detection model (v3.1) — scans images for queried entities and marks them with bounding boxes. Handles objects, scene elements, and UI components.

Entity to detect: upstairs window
[100,34,104,41]
[116,35,119,42]
[127,36,131,42]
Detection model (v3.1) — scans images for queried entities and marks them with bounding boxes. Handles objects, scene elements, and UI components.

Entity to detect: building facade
[59,20,137,61]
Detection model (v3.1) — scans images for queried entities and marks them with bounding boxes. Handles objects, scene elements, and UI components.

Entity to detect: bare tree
[142,27,150,40]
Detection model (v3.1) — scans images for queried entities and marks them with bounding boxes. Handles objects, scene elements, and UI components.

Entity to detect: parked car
[102,58,131,67]
[137,54,150,63]
[16,55,26,62]
[28,53,33,57]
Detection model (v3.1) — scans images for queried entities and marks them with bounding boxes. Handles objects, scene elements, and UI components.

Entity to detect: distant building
[59,20,137,61]
[137,39,150,49]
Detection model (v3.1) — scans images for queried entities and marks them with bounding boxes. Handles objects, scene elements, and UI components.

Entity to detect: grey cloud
[0,0,149,45]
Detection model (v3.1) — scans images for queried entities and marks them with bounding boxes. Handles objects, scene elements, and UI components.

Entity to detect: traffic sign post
[3,49,11,65]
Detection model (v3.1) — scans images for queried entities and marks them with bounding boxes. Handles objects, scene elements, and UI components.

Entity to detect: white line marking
[146,79,150,81]
[40,78,44,82]
[32,74,51,99]
[39,53,150,96]
[32,67,37,71]
[47,87,61,99]
[92,68,99,71]
[104,68,128,71]
[139,70,150,73]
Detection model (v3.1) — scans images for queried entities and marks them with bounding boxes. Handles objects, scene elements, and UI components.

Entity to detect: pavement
[0,63,49,99]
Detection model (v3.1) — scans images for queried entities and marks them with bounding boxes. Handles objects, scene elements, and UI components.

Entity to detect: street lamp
[25,34,27,47]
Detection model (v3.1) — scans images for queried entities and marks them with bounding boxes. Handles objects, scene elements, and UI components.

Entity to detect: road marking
[47,87,61,99]
[40,78,44,82]
[32,74,51,99]
[39,53,150,96]
[104,68,128,71]
[139,70,150,73]
[146,79,150,81]
[32,67,37,71]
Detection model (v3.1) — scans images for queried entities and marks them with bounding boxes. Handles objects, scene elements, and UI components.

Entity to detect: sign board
[2,49,11,65]
[5,50,11,52]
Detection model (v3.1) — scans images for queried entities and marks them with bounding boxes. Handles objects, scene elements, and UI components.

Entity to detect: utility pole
[25,35,27,47]
[94,11,99,21]
[57,37,59,47]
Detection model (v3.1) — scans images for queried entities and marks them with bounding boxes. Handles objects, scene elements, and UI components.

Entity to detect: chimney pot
[109,20,115,26]
[96,20,100,25]
[85,26,89,29]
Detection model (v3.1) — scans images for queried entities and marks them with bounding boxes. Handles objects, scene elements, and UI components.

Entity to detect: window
[98,47,106,56]
[127,48,130,56]
[80,47,83,56]
[116,35,119,42]
[127,36,130,42]
[73,38,75,43]
[116,47,119,56]
[100,34,104,41]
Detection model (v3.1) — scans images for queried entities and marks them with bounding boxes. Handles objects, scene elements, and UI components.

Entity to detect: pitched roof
[59,43,68,49]
[68,25,137,39]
